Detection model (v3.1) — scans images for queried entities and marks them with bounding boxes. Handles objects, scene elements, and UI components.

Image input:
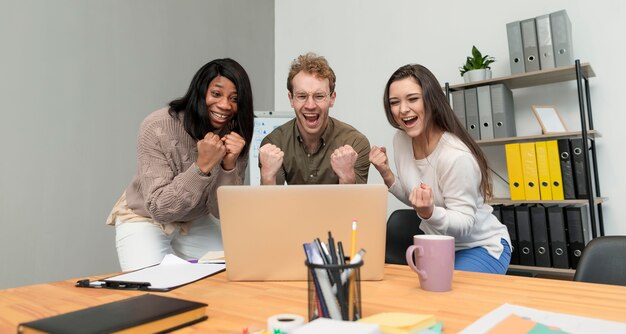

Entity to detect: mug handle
[406,245,428,281]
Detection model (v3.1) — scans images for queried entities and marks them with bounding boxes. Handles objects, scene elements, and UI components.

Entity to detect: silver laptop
[217,184,388,281]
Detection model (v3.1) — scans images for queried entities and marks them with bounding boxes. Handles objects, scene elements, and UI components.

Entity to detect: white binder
[477,86,494,140]
[451,90,467,129]
[536,14,556,70]
[550,9,574,67]
[506,21,526,75]
[490,84,516,139]
[521,18,541,72]
[463,88,480,141]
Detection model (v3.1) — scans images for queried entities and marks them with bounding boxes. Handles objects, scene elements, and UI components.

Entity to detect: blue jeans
[454,239,511,274]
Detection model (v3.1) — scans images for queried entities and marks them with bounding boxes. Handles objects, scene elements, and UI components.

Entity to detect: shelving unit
[507,264,575,279]
[445,61,604,277]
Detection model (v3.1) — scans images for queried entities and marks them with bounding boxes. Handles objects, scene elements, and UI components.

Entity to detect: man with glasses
[258,52,370,185]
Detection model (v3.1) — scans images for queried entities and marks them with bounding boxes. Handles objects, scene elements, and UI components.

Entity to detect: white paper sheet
[105,254,225,291]
[459,303,626,334]
[199,250,226,264]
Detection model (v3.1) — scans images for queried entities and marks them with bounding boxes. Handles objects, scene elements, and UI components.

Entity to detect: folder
[492,204,502,223]
[506,21,526,75]
[490,84,516,139]
[464,88,480,140]
[76,254,225,291]
[547,206,570,269]
[557,139,576,199]
[570,138,589,199]
[530,205,551,268]
[515,205,535,266]
[17,294,208,334]
[501,205,519,265]
[550,9,574,67]
[521,18,541,72]
[520,142,540,200]
[505,143,525,200]
[477,85,494,140]
[565,206,589,269]
[546,140,565,200]
[535,14,556,70]
[451,90,467,129]
[534,141,552,200]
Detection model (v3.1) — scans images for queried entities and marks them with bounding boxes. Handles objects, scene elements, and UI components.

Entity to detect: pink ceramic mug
[405,235,455,292]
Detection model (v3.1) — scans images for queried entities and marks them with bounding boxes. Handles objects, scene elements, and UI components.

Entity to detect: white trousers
[115,215,223,272]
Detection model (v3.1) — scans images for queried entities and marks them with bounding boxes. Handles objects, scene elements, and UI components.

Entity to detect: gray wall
[275,0,626,236]
[0,0,274,289]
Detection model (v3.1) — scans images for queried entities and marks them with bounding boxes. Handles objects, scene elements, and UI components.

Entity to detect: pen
[316,238,332,264]
[314,238,334,286]
[75,279,152,290]
[337,241,346,265]
[327,231,347,319]
[327,231,338,265]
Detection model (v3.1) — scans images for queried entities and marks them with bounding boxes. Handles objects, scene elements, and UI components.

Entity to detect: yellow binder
[505,143,526,200]
[520,142,540,200]
[535,141,552,200]
[546,140,565,200]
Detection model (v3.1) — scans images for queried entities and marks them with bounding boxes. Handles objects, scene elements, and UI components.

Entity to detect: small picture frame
[531,105,568,134]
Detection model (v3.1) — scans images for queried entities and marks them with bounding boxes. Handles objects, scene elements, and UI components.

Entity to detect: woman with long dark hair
[106,58,254,271]
[370,64,511,274]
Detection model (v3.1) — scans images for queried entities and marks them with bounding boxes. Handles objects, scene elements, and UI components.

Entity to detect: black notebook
[17,294,208,334]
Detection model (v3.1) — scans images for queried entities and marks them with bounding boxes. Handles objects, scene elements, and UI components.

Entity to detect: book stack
[493,204,589,269]
[451,83,515,141]
[505,139,589,201]
[506,10,574,75]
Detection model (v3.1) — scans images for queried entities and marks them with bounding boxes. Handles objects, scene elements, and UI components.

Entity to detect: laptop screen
[217,184,388,281]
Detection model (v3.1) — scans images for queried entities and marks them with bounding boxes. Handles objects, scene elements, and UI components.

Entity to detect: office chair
[385,209,424,265]
[573,235,626,286]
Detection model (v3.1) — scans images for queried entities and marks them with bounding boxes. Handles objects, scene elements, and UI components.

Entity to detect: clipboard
[76,254,225,292]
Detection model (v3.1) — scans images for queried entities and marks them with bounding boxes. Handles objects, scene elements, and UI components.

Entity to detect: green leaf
[459,45,496,75]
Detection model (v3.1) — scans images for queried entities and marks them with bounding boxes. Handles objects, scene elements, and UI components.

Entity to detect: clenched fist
[197,132,227,174]
[259,143,284,185]
[330,145,358,184]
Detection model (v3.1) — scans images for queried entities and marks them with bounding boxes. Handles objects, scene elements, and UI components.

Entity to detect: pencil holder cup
[305,259,363,322]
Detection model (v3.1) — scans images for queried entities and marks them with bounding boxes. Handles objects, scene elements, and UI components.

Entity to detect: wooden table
[1,265,625,333]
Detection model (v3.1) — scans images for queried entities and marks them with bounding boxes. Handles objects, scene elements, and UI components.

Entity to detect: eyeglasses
[291,91,330,103]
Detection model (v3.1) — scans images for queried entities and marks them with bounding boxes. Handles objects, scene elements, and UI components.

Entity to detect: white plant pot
[463,69,491,83]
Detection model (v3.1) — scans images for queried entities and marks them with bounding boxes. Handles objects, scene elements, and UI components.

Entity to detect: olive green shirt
[259,117,370,184]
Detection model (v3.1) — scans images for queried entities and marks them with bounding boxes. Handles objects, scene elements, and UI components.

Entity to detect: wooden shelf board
[477,130,600,146]
[488,197,607,205]
[448,63,594,91]
[508,264,575,278]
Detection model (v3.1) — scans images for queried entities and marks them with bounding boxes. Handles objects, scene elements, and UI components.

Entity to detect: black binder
[492,204,502,222]
[501,205,519,265]
[515,205,535,266]
[565,206,588,269]
[570,138,589,199]
[557,139,576,199]
[547,206,570,269]
[530,205,551,268]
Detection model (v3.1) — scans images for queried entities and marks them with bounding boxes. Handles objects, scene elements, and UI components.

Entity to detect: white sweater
[388,131,511,259]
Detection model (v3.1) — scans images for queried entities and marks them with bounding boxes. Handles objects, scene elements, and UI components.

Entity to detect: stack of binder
[504,139,589,201]
[506,9,573,74]
[492,204,589,269]
[451,84,515,141]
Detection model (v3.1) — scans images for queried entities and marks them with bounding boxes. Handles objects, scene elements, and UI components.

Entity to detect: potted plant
[459,45,495,83]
